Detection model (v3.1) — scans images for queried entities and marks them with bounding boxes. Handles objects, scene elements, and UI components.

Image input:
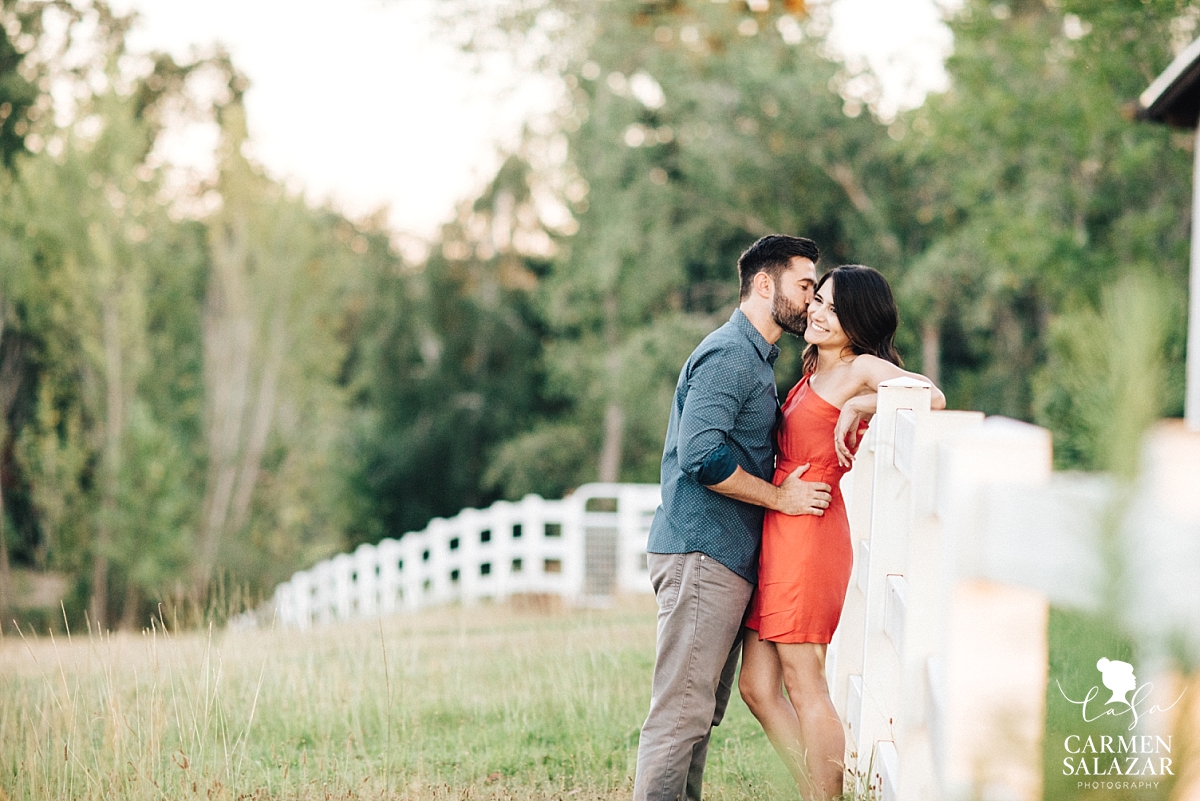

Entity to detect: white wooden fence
[269,380,1200,799]
[272,483,661,629]
[829,378,1200,800]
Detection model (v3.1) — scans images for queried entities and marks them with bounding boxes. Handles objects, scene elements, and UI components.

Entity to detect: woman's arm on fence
[833,359,946,466]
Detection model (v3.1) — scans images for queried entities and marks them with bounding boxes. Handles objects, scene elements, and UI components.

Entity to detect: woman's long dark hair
[802,265,902,375]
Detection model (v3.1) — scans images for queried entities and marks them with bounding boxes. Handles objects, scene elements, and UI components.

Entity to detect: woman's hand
[835,393,876,467]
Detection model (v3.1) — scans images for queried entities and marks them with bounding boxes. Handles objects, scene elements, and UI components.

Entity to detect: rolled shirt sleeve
[696,444,739,486]
[677,349,752,486]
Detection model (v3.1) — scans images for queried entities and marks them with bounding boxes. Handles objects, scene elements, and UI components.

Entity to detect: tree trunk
[598,400,624,483]
[91,292,125,632]
[597,293,623,483]
[921,321,941,387]
[195,109,298,595]
[228,300,287,534]
[195,217,253,594]
[0,307,10,617]
[119,580,140,631]
[0,475,8,618]
[196,209,289,593]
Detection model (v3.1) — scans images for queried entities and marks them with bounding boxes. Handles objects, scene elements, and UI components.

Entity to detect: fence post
[1123,422,1200,656]
[405,529,427,611]
[354,543,379,619]
[426,518,450,606]
[616,484,659,594]
[312,560,334,625]
[831,416,877,755]
[853,377,931,793]
[291,571,313,629]
[563,488,588,602]
[487,500,513,603]
[377,538,402,616]
[273,580,294,628]
[331,553,354,620]
[513,494,543,597]
[937,417,1052,801]
[893,409,983,800]
[458,507,480,604]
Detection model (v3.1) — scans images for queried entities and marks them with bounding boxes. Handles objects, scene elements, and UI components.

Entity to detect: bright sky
[111,0,954,244]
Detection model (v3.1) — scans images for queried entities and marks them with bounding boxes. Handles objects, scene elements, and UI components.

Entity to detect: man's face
[770,256,817,336]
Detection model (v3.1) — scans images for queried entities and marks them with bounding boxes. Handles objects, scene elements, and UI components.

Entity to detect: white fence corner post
[850,377,930,787]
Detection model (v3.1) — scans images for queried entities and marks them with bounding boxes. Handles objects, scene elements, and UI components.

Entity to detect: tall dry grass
[0,599,794,800]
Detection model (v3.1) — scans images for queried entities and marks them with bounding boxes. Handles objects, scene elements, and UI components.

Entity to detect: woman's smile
[804,308,845,346]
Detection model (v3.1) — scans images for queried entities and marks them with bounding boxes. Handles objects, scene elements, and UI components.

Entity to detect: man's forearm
[704,466,783,510]
[704,464,831,516]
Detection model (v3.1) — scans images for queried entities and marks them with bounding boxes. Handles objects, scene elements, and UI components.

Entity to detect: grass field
[0,598,803,800]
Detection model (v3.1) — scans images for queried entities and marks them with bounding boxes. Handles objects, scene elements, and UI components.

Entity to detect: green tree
[347,155,556,539]
[195,91,382,592]
[2,51,207,627]
[458,0,910,495]
[0,0,47,619]
[0,1,380,626]
[897,0,1192,432]
[0,0,39,167]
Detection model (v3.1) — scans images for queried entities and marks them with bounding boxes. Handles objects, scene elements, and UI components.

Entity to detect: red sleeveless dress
[745,374,866,644]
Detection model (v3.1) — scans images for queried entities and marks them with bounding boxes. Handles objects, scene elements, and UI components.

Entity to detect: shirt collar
[731,308,780,366]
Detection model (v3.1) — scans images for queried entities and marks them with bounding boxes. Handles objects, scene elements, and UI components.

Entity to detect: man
[633,235,832,801]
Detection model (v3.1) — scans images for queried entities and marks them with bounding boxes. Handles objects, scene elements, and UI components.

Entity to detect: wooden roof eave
[1139,36,1200,129]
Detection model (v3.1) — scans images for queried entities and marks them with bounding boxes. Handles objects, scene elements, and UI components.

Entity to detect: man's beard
[772,292,807,336]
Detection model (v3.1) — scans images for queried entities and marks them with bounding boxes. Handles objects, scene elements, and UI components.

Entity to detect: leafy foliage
[0,2,381,626]
[0,0,1194,626]
[901,0,1192,425]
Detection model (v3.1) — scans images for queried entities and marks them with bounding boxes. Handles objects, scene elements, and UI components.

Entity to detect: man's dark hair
[737,235,820,300]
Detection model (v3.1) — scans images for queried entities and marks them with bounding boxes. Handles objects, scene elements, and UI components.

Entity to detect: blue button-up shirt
[647,309,780,583]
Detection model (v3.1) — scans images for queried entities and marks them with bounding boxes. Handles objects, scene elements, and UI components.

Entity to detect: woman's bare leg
[737,630,813,792]
[776,642,844,800]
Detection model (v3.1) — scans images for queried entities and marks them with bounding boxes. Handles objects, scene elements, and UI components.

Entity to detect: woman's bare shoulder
[848,354,911,392]
[848,353,892,375]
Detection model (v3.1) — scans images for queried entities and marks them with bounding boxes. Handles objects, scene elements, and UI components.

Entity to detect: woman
[738,265,945,800]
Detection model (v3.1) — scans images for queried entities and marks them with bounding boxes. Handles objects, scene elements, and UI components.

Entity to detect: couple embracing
[633,235,946,801]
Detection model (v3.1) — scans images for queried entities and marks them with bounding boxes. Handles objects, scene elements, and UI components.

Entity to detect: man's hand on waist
[773,463,831,516]
[704,464,831,515]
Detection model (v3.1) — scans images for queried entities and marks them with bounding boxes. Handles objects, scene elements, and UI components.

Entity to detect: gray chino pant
[633,552,754,801]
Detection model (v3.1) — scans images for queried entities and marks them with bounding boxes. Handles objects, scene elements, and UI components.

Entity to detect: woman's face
[804,278,850,351]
